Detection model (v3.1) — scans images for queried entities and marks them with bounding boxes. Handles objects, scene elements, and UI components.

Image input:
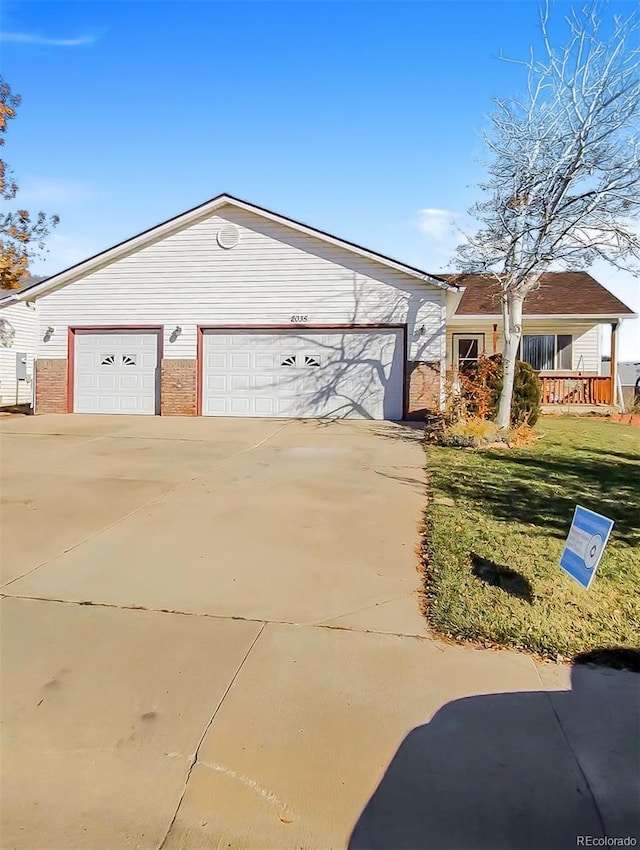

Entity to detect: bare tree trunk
[497,293,524,429]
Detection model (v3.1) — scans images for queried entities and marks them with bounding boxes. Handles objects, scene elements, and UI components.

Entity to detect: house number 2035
[290,315,308,323]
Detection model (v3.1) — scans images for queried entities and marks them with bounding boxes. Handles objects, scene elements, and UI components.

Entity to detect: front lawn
[422,417,640,659]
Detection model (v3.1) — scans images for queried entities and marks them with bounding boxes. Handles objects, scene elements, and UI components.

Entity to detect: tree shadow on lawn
[571,444,640,464]
[436,451,639,547]
[470,553,534,603]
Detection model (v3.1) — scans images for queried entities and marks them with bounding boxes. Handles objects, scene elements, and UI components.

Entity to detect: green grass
[423,417,640,659]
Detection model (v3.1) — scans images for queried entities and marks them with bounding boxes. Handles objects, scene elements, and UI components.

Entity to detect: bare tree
[456,3,640,428]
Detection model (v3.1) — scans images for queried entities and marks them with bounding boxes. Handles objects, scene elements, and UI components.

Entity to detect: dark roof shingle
[442,272,635,317]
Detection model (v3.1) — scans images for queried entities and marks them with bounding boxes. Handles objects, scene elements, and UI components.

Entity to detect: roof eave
[451,312,637,321]
[0,292,20,308]
[10,194,459,300]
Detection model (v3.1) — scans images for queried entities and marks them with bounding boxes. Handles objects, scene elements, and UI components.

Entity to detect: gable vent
[217,224,240,249]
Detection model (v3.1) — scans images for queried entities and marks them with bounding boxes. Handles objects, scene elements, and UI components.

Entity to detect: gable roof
[1,194,456,305]
[443,272,636,319]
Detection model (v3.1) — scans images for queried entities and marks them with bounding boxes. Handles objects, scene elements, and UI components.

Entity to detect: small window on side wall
[455,335,484,367]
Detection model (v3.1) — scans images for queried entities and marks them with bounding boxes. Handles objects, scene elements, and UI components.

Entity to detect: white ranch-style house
[0,195,635,418]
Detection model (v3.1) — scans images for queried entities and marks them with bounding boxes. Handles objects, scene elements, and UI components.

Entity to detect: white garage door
[202,329,404,419]
[74,331,160,414]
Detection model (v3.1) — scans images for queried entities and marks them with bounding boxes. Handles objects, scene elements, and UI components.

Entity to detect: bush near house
[460,354,541,426]
[434,354,541,448]
[421,417,640,659]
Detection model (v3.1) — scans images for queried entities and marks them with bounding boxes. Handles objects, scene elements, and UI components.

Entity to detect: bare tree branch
[455,1,640,427]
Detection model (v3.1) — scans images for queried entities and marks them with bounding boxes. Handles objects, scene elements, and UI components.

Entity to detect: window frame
[520,333,573,372]
[452,333,486,368]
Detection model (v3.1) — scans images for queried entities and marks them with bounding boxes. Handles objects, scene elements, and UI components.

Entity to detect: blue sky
[2,0,638,358]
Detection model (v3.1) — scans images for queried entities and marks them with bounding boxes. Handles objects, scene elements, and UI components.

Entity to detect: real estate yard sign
[560,506,615,590]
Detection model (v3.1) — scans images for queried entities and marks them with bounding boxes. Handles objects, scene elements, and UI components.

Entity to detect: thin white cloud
[18,178,95,206]
[0,32,97,47]
[417,208,459,241]
[29,233,94,276]
[415,208,468,271]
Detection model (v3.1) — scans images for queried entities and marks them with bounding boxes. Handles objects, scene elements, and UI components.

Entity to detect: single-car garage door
[74,330,160,414]
[201,328,404,419]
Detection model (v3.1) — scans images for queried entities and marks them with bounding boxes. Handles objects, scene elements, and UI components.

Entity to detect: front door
[454,334,485,368]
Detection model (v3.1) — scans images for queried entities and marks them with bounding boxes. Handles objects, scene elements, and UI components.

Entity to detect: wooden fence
[539,375,613,405]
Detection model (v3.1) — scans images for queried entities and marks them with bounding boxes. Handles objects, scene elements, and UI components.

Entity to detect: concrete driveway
[0,415,427,628]
[1,415,637,849]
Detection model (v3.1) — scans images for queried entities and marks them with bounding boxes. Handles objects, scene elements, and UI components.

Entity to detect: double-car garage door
[73,328,404,419]
[201,329,403,418]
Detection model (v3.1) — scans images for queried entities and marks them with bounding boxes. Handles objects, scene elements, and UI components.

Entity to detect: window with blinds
[521,334,573,370]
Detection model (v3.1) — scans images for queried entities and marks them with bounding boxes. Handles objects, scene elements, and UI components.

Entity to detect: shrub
[437,416,538,448]
[448,417,499,441]
[458,354,502,420]
[460,354,541,426]
[442,370,469,425]
[494,358,541,426]
[438,416,505,447]
[508,421,538,446]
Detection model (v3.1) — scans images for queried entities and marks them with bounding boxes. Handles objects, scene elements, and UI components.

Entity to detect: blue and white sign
[559,506,615,589]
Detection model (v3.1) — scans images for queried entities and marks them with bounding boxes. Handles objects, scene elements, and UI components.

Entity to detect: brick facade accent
[160,359,197,416]
[406,361,441,419]
[34,357,440,419]
[35,359,68,413]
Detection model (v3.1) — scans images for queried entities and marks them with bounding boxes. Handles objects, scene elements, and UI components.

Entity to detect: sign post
[559,506,614,590]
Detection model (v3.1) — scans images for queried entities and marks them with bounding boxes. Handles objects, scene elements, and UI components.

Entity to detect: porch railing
[539,375,613,405]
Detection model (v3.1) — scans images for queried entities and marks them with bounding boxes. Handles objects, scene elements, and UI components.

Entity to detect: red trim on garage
[402,324,410,418]
[66,328,74,413]
[67,326,164,414]
[196,326,204,416]
[196,324,408,419]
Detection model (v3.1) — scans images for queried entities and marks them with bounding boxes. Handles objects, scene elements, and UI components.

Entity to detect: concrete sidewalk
[1,415,637,849]
[3,597,636,850]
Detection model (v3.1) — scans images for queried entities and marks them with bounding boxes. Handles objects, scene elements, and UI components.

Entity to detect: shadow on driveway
[349,649,640,850]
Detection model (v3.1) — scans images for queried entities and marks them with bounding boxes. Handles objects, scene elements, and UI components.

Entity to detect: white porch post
[610,322,618,406]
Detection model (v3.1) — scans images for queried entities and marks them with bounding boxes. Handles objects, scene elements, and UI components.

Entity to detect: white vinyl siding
[35,208,445,366]
[446,321,602,373]
[0,302,37,407]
